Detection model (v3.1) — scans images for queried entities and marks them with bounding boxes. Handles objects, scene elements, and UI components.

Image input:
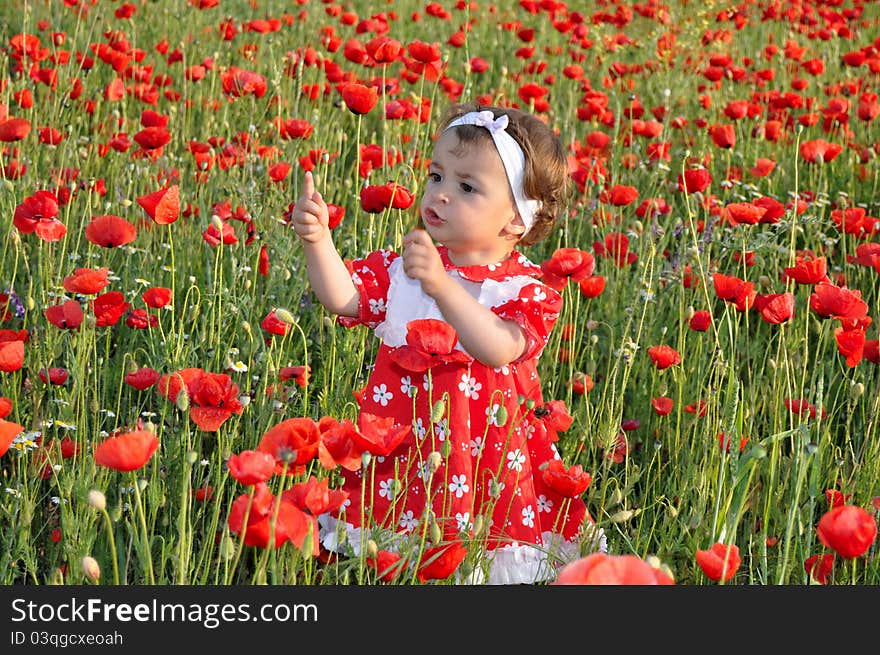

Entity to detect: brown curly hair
[436,101,569,246]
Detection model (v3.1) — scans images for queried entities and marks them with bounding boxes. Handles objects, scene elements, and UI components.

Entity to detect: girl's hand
[291,170,330,244]
[402,228,448,297]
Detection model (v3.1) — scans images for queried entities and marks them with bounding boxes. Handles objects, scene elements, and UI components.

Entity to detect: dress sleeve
[337,249,398,329]
[490,281,562,362]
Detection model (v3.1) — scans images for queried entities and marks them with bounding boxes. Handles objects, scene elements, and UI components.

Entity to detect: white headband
[445,110,540,234]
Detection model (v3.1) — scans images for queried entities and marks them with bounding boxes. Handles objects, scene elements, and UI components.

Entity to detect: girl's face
[419,129,524,266]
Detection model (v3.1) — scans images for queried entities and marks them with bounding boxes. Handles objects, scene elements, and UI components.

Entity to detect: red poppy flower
[317,417,365,472]
[578,275,606,298]
[124,367,160,391]
[340,82,378,115]
[709,123,736,149]
[39,367,68,385]
[125,308,158,330]
[366,35,403,64]
[688,310,712,332]
[0,117,31,141]
[816,505,877,559]
[279,365,310,388]
[136,185,179,225]
[599,184,639,206]
[388,319,472,372]
[853,243,880,271]
[417,540,468,582]
[540,248,595,290]
[695,542,740,582]
[784,255,828,285]
[0,397,12,419]
[834,327,865,367]
[261,310,290,336]
[804,553,835,584]
[202,221,238,246]
[133,125,171,152]
[754,292,794,324]
[712,273,755,312]
[63,267,110,295]
[352,412,412,457]
[865,340,880,364]
[724,202,766,225]
[227,450,276,486]
[826,489,852,509]
[156,367,203,403]
[554,553,674,585]
[94,429,159,472]
[13,190,66,241]
[360,182,414,213]
[406,39,441,64]
[227,483,317,552]
[0,419,24,457]
[281,475,348,516]
[604,432,629,463]
[45,299,84,330]
[535,399,573,433]
[651,396,674,416]
[541,460,592,497]
[684,399,708,416]
[367,550,407,582]
[749,158,776,178]
[809,283,868,321]
[647,345,680,370]
[85,215,137,248]
[257,417,321,473]
[0,331,27,372]
[593,232,637,266]
[142,287,172,308]
[187,372,243,431]
[221,67,267,99]
[800,138,842,163]
[91,291,131,326]
[678,168,712,193]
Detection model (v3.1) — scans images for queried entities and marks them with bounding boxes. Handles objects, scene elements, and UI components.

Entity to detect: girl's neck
[444,246,515,268]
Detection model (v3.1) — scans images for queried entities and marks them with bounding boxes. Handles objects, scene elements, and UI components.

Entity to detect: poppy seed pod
[87,489,106,511]
[81,556,101,583]
[426,451,443,474]
[176,389,190,412]
[274,308,296,325]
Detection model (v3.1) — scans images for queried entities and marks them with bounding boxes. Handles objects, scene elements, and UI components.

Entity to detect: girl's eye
[460,182,475,193]
[428,172,441,183]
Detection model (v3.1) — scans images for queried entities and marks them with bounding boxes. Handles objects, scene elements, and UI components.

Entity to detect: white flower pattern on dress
[522,505,535,528]
[412,417,426,441]
[372,383,393,406]
[449,474,469,498]
[458,373,482,399]
[507,448,526,472]
[469,436,484,457]
[486,403,503,427]
[378,478,395,500]
[455,511,472,533]
[399,510,419,531]
[400,375,416,397]
[537,494,553,513]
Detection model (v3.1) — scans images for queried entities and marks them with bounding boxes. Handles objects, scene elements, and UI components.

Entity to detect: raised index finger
[302,170,315,199]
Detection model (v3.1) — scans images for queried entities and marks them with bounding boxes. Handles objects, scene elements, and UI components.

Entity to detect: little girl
[291,102,604,583]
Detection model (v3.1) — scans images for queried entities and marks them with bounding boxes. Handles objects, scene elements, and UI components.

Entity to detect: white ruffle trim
[375,258,535,350]
[317,513,607,585]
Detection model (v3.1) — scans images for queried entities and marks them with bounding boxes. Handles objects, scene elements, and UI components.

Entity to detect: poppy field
[1,0,879,587]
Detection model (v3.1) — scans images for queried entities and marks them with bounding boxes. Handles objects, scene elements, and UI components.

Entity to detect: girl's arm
[291,171,359,318]
[402,230,527,368]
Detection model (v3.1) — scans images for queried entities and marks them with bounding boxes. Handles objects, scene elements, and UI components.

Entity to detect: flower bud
[851,382,865,400]
[472,514,484,536]
[274,308,296,325]
[609,509,638,523]
[685,305,695,321]
[429,521,442,545]
[426,451,442,474]
[176,389,190,412]
[430,399,446,423]
[88,489,106,511]
[210,214,225,231]
[365,539,379,559]
[81,556,101,583]
[494,405,508,427]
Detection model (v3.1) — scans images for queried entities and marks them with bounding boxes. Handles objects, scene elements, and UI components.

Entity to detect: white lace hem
[317,513,607,585]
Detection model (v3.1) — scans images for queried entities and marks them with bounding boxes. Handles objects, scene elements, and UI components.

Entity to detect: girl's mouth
[422,208,444,226]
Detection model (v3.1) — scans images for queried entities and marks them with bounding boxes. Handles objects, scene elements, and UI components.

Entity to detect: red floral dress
[318,246,604,583]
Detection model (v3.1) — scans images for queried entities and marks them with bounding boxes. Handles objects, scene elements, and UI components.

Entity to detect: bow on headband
[445,110,541,234]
